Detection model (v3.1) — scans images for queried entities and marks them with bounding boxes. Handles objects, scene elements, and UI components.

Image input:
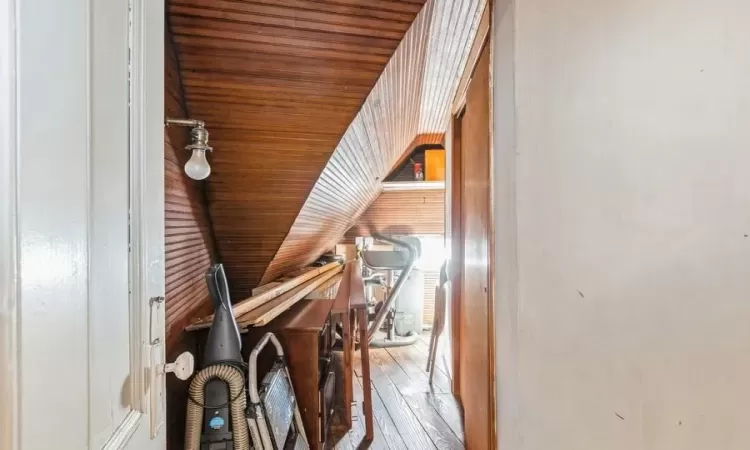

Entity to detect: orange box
[425,149,446,181]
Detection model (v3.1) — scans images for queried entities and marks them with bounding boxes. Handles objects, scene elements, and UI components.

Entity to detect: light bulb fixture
[165,117,213,180]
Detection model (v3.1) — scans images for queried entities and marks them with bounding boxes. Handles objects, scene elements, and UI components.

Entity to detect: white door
[1,0,167,449]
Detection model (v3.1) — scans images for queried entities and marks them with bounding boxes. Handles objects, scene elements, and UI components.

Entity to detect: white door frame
[0,0,165,447]
[129,0,167,440]
[0,0,19,448]
[101,0,167,445]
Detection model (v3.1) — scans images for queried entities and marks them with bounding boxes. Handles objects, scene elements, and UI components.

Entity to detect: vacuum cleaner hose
[185,365,250,450]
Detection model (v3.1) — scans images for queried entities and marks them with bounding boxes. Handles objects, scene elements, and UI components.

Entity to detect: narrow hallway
[330,334,463,450]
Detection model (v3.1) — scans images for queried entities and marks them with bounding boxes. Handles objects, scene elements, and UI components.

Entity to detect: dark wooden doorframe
[449,39,496,450]
[449,108,464,399]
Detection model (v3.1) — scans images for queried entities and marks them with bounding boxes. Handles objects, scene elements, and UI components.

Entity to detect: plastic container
[425,149,446,181]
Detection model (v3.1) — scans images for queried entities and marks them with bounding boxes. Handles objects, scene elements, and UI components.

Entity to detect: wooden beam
[234,261,341,315]
[186,261,341,330]
[241,266,343,326]
[305,273,343,300]
[187,262,341,331]
[251,281,282,296]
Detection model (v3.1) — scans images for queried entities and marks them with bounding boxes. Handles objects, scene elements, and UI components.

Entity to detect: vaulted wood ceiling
[167,0,428,298]
[167,0,487,299]
[260,0,488,284]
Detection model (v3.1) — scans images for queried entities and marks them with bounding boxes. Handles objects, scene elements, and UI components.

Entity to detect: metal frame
[165,117,204,128]
[365,235,420,341]
[247,332,309,450]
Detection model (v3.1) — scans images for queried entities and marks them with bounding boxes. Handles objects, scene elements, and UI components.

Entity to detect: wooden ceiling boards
[168,0,487,295]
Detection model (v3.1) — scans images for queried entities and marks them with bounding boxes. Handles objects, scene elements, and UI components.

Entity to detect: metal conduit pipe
[366,235,419,342]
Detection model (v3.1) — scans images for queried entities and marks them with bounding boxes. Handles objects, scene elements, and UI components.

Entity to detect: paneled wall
[345,188,445,327]
[168,0,428,299]
[165,32,216,347]
[345,189,445,239]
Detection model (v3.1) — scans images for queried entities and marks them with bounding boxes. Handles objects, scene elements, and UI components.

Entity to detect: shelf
[381,180,445,192]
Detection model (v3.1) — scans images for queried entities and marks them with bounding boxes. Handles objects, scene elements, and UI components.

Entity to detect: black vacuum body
[200,264,244,449]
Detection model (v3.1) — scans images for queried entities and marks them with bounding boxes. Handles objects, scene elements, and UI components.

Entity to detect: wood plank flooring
[329,333,463,450]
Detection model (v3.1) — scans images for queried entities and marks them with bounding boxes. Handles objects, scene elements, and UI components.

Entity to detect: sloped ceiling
[167,0,428,298]
[260,0,488,284]
[168,0,487,298]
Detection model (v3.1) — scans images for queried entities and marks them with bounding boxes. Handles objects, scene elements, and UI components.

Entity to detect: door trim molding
[449,112,463,397]
[136,0,166,439]
[452,2,491,116]
[129,0,149,416]
[449,0,493,404]
[0,0,19,448]
[102,410,144,450]
[449,32,497,450]
[487,1,497,443]
[128,0,165,440]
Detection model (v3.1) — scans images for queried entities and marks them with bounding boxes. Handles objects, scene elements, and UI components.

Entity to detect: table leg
[349,310,356,375]
[341,311,353,429]
[357,308,374,440]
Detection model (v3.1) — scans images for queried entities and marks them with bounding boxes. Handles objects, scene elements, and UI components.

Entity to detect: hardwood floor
[329,334,464,450]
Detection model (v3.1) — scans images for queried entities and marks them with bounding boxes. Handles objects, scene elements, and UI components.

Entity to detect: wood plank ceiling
[168,0,487,298]
[167,0,428,298]
[261,0,488,284]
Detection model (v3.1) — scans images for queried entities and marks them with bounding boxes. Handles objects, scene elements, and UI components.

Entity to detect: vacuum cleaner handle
[207,263,232,312]
[247,332,285,403]
[203,264,243,365]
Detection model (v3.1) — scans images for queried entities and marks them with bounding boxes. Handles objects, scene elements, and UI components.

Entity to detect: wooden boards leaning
[305,273,343,300]
[232,261,341,317]
[186,261,342,331]
[242,267,343,327]
[251,281,282,297]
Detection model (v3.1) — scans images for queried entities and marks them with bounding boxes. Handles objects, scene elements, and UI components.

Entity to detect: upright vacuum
[184,264,251,450]
[182,263,309,450]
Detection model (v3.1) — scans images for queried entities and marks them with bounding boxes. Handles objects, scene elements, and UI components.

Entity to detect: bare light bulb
[184,149,211,180]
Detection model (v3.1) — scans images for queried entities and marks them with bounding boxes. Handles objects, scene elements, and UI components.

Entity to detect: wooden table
[332,261,374,441]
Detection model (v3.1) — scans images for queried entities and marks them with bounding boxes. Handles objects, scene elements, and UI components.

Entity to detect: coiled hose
[185,365,250,450]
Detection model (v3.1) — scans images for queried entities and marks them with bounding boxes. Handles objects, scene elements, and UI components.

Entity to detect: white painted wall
[493,1,750,449]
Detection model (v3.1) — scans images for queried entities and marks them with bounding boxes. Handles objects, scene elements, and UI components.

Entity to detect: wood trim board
[449,36,496,450]
[0,0,19,446]
[241,267,343,326]
[187,261,341,328]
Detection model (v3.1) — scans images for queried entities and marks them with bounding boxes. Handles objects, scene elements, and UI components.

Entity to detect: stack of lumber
[186,262,343,331]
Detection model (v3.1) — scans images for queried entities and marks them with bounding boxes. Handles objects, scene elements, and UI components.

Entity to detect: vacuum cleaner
[183,263,309,450]
[185,264,251,450]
